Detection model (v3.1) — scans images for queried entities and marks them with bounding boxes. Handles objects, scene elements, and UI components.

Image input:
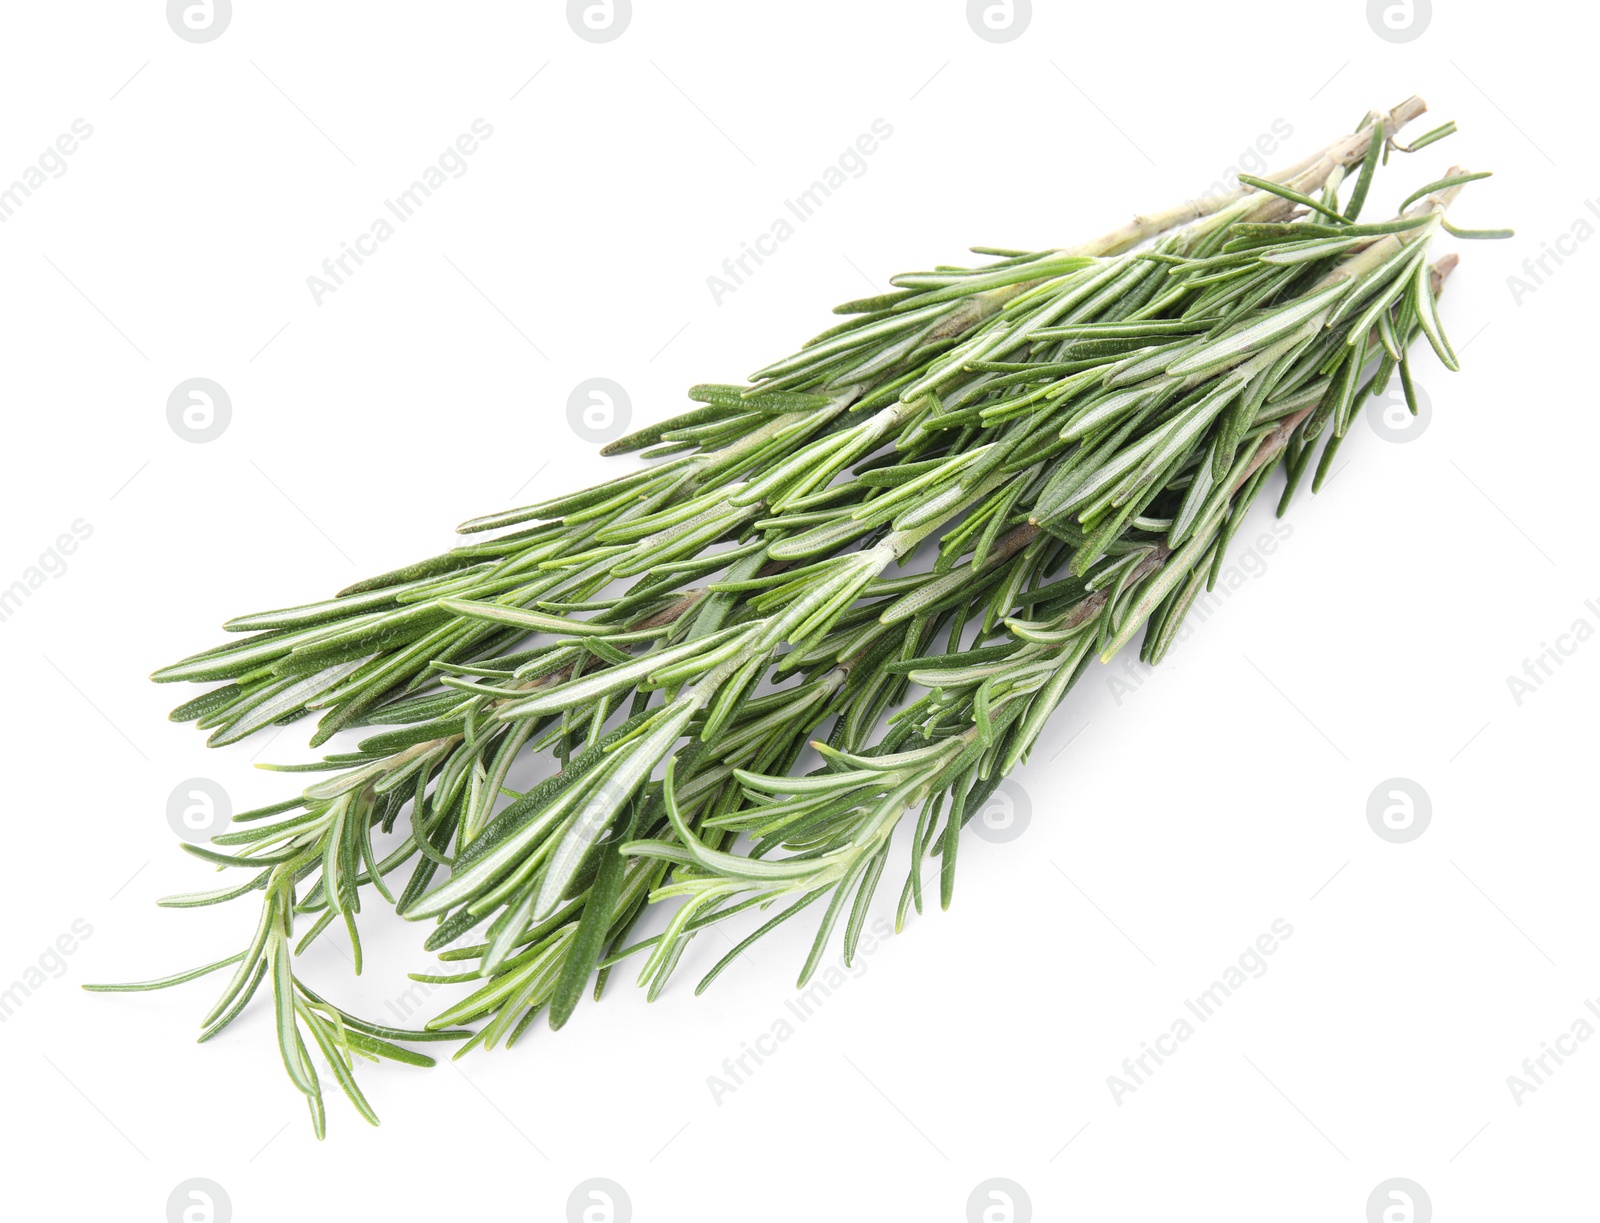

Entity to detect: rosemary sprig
[96,97,1509,1133]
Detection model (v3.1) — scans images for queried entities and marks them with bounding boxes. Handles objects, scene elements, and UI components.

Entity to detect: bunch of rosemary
[91,96,1507,1135]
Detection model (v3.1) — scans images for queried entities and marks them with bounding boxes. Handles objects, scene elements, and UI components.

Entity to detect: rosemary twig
[94,96,1510,1133]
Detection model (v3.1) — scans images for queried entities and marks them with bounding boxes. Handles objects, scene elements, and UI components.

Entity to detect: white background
[0,2,1593,1220]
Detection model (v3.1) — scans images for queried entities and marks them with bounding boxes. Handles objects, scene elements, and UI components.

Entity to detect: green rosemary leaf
[1344,123,1384,221]
[1400,170,1492,212]
[82,952,246,993]
[1235,173,1351,222]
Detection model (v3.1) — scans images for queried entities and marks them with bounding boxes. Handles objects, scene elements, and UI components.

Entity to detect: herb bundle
[91,96,1507,1135]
